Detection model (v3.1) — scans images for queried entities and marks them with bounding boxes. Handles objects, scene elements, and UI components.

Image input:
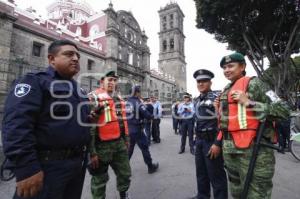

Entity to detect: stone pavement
[1,118,300,199]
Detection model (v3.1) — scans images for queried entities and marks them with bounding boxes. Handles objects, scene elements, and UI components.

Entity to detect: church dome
[46,0,94,24]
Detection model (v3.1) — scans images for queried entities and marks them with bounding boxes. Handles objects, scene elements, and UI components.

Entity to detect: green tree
[194,0,300,102]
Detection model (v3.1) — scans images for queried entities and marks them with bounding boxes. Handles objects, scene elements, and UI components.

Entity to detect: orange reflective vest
[91,88,129,141]
[226,76,260,148]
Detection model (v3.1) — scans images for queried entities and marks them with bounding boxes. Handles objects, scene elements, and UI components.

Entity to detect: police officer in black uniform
[1,40,91,199]
[190,69,228,199]
[127,86,159,174]
[143,97,153,145]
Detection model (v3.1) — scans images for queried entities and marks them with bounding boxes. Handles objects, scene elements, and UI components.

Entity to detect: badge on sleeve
[14,84,31,97]
[141,105,146,111]
[265,90,281,103]
[125,103,134,113]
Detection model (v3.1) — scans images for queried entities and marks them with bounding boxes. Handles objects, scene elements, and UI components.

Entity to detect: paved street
[1,118,300,199]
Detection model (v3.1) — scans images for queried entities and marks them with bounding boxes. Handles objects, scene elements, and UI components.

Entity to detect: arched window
[169,14,174,28]
[127,31,134,42]
[170,38,174,50]
[163,40,167,51]
[163,23,167,30]
[128,52,133,65]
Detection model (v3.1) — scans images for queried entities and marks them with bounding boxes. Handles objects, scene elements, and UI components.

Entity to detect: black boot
[190,147,195,155]
[178,148,185,154]
[148,162,159,174]
[120,191,130,199]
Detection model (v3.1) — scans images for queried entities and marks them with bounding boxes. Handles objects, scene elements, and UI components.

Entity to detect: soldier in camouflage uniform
[213,53,289,199]
[89,71,131,199]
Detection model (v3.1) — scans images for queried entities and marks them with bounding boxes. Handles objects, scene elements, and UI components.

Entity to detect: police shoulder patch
[141,105,146,110]
[14,83,31,97]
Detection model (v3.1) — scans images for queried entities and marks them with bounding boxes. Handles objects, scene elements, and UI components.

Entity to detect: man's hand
[88,106,104,123]
[16,171,44,198]
[213,96,220,110]
[125,141,129,149]
[90,155,100,169]
[208,144,221,159]
[231,90,250,106]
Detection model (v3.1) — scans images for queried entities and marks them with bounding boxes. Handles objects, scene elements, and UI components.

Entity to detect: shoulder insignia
[14,83,31,97]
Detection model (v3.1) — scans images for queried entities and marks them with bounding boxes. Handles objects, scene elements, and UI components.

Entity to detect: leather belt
[38,146,86,162]
[196,132,216,141]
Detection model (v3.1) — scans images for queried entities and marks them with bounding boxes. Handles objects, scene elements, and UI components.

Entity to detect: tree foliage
[194,0,300,102]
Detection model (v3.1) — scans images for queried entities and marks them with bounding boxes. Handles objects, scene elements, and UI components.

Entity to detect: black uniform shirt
[2,66,91,181]
[194,91,219,133]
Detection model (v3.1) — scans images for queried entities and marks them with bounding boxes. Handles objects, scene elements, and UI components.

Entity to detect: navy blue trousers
[151,119,161,142]
[195,139,228,199]
[144,121,152,145]
[172,117,180,133]
[180,119,194,150]
[276,119,291,149]
[14,157,85,199]
[128,131,152,166]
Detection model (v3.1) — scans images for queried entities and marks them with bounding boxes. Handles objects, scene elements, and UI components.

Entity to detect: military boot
[148,162,159,174]
[178,148,185,154]
[119,191,130,199]
[190,147,195,155]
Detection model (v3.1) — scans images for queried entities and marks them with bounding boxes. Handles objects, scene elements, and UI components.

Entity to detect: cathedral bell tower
[158,2,186,93]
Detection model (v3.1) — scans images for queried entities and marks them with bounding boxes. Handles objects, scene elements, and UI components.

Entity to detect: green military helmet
[220,52,246,68]
[182,92,192,99]
[102,70,119,79]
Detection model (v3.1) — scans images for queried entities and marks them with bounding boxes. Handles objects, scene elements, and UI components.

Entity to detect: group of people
[1,40,162,199]
[172,52,289,199]
[172,93,196,155]
[1,39,290,199]
[141,95,163,144]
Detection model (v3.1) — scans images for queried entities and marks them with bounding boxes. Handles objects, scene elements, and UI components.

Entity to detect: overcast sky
[13,0,257,96]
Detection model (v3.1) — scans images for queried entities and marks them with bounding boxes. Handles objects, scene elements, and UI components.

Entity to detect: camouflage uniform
[90,139,131,199]
[219,77,289,199]
[89,94,131,199]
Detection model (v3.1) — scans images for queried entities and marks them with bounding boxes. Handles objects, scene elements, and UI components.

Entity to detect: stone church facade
[0,0,180,121]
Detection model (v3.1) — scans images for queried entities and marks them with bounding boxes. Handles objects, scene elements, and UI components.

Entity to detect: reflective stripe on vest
[92,88,129,141]
[226,76,260,148]
[103,100,112,123]
[238,103,247,129]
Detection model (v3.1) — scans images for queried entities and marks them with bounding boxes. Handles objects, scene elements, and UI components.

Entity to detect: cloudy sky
[13,0,257,96]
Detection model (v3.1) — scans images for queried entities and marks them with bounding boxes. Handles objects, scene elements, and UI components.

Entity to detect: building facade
[0,0,178,122]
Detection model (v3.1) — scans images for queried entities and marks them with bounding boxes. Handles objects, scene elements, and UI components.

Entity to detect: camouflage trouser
[91,139,131,199]
[223,140,275,199]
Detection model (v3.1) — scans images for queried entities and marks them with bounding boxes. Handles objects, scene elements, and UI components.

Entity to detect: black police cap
[129,85,141,95]
[193,69,214,81]
[183,92,191,98]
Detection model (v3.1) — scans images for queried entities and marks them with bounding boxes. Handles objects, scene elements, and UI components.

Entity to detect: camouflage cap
[220,52,246,68]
